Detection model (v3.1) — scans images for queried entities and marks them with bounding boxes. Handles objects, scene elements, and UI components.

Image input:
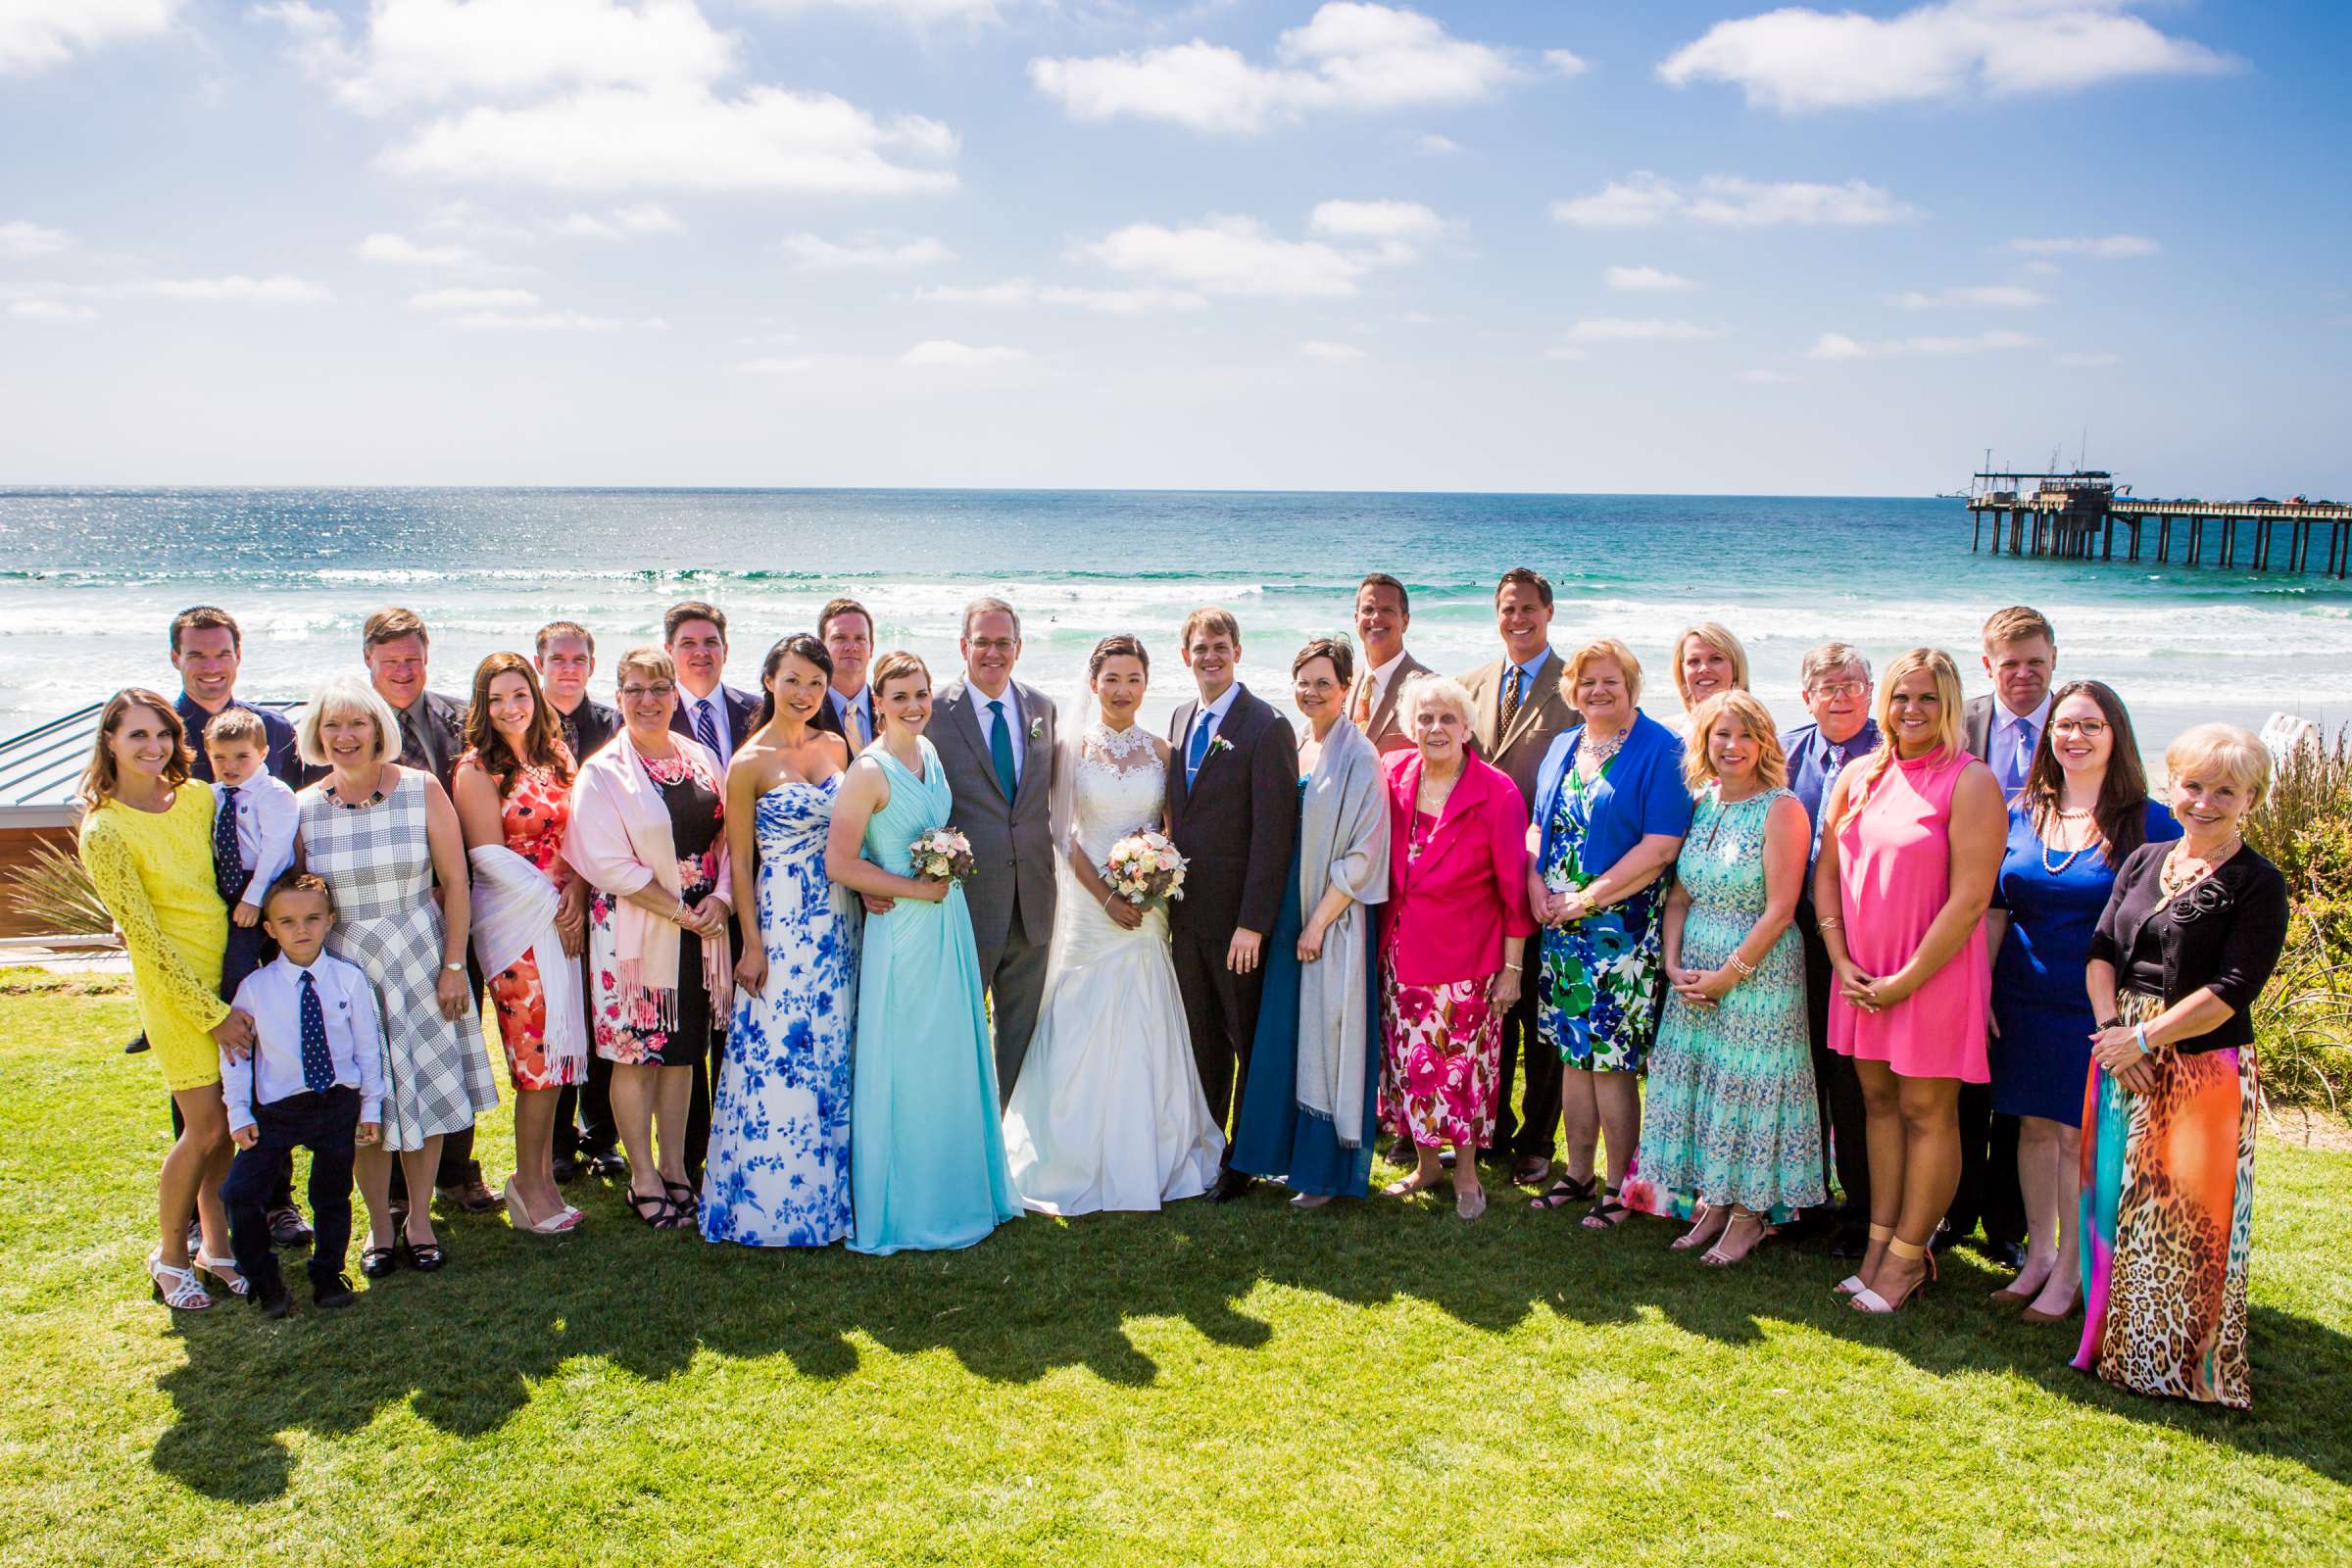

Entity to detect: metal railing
[0,698,307,807]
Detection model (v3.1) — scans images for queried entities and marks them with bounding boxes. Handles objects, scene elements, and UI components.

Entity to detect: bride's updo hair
[1292,635,1353,687]
[752,633,832,729]
[1088,633,1150,681]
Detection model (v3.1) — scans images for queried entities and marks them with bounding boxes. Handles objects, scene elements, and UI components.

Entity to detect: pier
[1966,470,2352,576]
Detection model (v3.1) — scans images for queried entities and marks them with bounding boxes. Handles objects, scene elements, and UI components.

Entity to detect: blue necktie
[694,697,723,760]
[1186,712,1212,787]
[212,785,244,906]
[988,699,1018,801]
[2003,716,2033,793]
[298,970,334,1095]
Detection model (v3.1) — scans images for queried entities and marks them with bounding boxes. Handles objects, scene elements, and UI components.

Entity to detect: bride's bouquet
[908,826,976,883]
[1103,830,1187,906]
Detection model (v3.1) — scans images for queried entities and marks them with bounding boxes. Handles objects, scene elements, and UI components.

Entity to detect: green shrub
[2243,727,2352,1112]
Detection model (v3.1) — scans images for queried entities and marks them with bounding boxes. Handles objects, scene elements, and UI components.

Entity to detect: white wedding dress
[1002,720,1225,1214]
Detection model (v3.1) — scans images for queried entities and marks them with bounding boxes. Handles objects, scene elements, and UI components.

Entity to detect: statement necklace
[1579,726,1627,772]
[2159,836,2240,905]
[2039,805,2100,874]
[325,767,389,810]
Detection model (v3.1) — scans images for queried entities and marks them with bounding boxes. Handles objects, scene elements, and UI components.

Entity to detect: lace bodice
[1071,722,1167,866]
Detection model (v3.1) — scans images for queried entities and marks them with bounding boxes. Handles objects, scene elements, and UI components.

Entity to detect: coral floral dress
[473,755,583,1091]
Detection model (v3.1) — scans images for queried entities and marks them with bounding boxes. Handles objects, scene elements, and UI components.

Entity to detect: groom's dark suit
[1166,683,1299,1142]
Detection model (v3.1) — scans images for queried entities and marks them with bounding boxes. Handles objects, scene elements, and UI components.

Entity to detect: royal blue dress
[848,739,1021,1255]
[1989,798,2180,1125]
[1231,778,1380,1199]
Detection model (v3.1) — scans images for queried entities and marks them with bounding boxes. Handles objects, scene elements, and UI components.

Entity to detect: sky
[1,0,2346,495]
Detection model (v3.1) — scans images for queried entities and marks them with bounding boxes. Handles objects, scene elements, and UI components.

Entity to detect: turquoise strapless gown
[848,737,1021,1255]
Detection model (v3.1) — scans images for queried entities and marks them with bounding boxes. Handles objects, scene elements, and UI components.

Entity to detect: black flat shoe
[255,1282,293,1319]
[551,1153,582,1184]
[360,1246,399,1279]
[1205,1170,1255,1203]
[313,1274,358,1310]
[399,1237,446,1273]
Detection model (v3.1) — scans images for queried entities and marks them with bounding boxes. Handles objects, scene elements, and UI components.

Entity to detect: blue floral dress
[701,777,860,1247]
[1537,757,1668,1072]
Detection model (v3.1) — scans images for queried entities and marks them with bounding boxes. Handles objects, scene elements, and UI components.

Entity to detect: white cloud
[410,286,542,311]
[358,231,478,266]
[0,220,73,259]
[1300,339,1365,361]
[8,299,99,321]
[453,309,623,330]
[1893,285,2047,309]
[1075,216,1367,299]
[782,233,952,270]
[132,274,333,303]
[1413,132,1460,154]
[381,86,957,194]
[1568,317,1723,343]
[1658,1,2234,114]
[738,354,824,374]
[2054,350,2120,368]
[557,203,683,239]
[751,0,1006,23]
[1553,173,1916,228]
[1810,328,2037,360]
[900,339,1025,367]
[1605,265,1693,292]
[2008,233,2160,259]
[1030,2,1579,132]
[914,279,1209,313]
[1308,199,1444,241]
[1,0,178,78]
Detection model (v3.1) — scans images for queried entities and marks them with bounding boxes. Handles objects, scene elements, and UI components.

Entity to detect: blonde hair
[1398,672,1474,732]
[75,688,192,810]
[297,675,402,769]
[612,645,675,689]
[1180,607,1241,649]
[2165,722,2273,810]
[1565,638,1643,706]
[1838,647,1967,831]
[1982,605,2055,651]
[202,707,268,750]
[870,650,931,702]
[1671,622,1750,708]
[1684,690,1788,793]
[1800,641,1872,687]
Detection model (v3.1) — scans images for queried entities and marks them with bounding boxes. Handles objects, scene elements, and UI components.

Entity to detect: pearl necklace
[2039,805,2099,875]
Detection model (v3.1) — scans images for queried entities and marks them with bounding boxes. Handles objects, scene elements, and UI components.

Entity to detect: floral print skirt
[488,949,584,1092]
[1537,884,1667,1073]
[1378,954,1502,1150]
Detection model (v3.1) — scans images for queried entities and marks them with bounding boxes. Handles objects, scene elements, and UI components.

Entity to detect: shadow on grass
[148,1174,2352,1501]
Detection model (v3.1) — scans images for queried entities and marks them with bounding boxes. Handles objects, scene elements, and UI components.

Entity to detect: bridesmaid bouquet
[908,826,976,883]
[1104,831,1187,906]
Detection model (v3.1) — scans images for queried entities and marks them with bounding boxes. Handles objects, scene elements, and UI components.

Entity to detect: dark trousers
[1487,983,1560,1162]
[1800,908,1872,1217]
[554,940,618,1159]
[1949,1086,2027,1247]
[223,1087,358,1295]
[1171,921,1268,1161]
[195,915,294,1212]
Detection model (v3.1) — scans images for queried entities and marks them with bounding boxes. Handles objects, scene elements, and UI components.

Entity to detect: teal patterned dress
[1537,759,1668,1072]
[1624,787,1826,1224]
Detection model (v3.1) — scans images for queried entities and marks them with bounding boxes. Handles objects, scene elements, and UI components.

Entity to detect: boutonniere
[1028,716,1045,741]
[1207,735,1234,759]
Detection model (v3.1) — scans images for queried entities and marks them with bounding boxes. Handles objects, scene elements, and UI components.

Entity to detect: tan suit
[1459,649,1579,818]
[1353,650,1432,756]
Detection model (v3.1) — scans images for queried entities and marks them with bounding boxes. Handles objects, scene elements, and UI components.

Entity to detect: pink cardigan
[1383,750,1535,987]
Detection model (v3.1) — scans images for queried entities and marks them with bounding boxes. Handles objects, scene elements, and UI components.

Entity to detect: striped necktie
[694,697,723,759]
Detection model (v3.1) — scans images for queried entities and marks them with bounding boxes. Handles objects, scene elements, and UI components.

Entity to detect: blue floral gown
[702,776,860,1247]
[1537,758,1668,1072]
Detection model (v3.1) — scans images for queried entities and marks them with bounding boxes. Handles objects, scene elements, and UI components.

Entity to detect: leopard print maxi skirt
[2071,990,2255,1409]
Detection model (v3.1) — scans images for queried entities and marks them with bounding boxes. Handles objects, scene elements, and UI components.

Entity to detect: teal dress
[1231,777,1379,1199]
[1625,787,1826,1224]
[848,737,1021,1255]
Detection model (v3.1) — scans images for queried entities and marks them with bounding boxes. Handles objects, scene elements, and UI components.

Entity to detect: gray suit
[931,677,1060,1101]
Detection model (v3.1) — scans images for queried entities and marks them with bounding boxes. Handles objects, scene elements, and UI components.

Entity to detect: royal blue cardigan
[1531,710,1693,879]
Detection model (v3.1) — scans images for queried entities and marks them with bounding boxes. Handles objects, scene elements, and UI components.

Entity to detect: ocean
[4,488,2347,782]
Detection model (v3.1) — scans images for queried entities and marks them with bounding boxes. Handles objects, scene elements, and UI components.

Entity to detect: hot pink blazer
[1383,750,1535,987]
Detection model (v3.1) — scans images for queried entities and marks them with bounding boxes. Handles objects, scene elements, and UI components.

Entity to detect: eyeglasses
[2050,717,2110,738]
[617,683,675,701]
[1808,680,1868,700]
[967,638,1018,654]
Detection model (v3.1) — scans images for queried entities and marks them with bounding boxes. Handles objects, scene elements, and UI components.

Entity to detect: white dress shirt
[681,686,737,769]
[969,680,1026,786]
[1185,681,1243,768]
[1992,691,2053,795]
[219,772,299,910]
[828,684,877,751]
[223,953,387,1130]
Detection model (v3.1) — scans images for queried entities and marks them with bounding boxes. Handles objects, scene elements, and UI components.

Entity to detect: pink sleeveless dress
[1829,747,1989,1082]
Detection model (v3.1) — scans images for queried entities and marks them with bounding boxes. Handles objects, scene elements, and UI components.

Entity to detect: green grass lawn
[4,969,2349,1566]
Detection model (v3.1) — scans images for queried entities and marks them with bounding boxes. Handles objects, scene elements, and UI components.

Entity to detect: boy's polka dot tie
[298,970,334,1095]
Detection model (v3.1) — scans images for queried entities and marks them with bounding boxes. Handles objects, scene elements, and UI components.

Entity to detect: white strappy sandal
[148,1250,213,1310]
[194,1250,251,1298]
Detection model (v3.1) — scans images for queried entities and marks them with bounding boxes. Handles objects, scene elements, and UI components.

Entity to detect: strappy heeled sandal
[148,1250,213,1310]
[1581,1185,1632,1230]
[1850,1235,1936,1314]
[1700,1206,1768,1268]
[1528,1174,1598,1212]
[1670,1202,1727,1251]
[194,1250,250,1298]
[663,1179,699,1216]
[628,1190,686,1230]
[1835,1223,1896,1296]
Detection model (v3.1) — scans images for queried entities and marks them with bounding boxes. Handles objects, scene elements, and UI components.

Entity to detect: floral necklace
[2158,834,2241,906]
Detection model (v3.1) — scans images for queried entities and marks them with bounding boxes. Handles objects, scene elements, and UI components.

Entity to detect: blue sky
[2,1,2345,494]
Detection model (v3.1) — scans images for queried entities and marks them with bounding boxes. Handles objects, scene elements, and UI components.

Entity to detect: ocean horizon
[5,486,2347,778]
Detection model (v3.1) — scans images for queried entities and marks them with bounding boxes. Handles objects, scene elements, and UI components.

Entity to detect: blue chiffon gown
[848,738,1021,1255]
[1230,777,1380,1198]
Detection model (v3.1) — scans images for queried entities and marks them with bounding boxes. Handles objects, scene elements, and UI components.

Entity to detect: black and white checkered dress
[299,769,498,1150]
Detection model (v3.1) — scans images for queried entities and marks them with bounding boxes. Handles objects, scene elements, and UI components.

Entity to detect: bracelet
[1503,962,1523,973]
[1726,953,1756,979]
[2132,1025,2151,1057]
[1815,915,1843,930]
[2098,1015,2122,1031]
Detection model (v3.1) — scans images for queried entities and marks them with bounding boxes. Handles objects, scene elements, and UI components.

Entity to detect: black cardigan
[2086,841,2290,1054]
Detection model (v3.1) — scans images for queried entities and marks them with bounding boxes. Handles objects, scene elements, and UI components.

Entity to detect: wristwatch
[443,960,466,973]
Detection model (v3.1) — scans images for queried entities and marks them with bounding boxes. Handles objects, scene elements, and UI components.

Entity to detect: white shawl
[1294,718,1390,1146]
[468,843,587,1076]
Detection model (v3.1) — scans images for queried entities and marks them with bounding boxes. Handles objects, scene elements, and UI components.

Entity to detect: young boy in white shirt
[203,707,300,1000]
[221,873,385,1316]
